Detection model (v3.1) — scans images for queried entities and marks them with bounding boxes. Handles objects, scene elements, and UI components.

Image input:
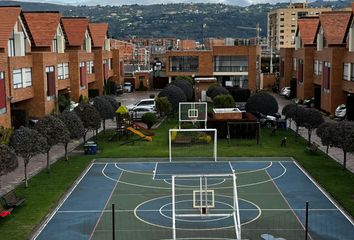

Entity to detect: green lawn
[0,118,353,239]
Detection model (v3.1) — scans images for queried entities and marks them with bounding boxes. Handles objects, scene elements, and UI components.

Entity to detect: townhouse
[0,6,122,129]
[280,3,354,117]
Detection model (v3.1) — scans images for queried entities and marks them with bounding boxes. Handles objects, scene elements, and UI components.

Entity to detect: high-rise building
[268,2,331,52]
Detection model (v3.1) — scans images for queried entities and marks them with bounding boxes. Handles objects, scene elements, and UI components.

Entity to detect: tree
[171,79,193,101]
[316,121,337,155]
[158,84,187,112]
[282,104,296,128]
[332,121,354,169]
[155,96,172,117]
[101,95,120,111]
[245,92,278,115]
[59,111,85,161]
[34,115,70,172]
[93,96,115,133]
[206,83,218,98]
[10,127,47,187]
[208,86,229,99]
[292,106,307,139]
[175,76,193,86]
[142,112,158,129]
[0,144,19,188]
[213,94,235,108]
[303,108,324,145]
[74,103,101,142]
[227,87,251,102]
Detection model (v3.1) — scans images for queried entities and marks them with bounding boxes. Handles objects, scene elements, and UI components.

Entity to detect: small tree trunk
[295,125,299,141]
[289,119,292,129]
[83,131,87,143]
[326,145,329,155]
[46,150,50,172]
[24,159,28,188]
[103,120,106,134]
[65,142,69,161]
[308,129,312,146]
[343,151,347,169]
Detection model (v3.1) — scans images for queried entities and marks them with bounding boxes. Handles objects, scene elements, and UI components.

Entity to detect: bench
[306,143,319,153]
[1,191,25,208]
[0,203,12,218]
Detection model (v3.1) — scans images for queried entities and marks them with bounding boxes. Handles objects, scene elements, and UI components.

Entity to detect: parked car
[69,101,79,111]
[127,99,156,110]
[252,112,281,128]
[335,104,346,119]
[303,97,315,108]
[116,84,124,95]
[123,82,133,92]
[129,106,157,120]
[280,87,291,98]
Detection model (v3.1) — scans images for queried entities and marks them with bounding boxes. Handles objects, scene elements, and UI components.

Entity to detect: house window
[46,66,55,99]
[80,62,87,89]
[58,63,69,80]
[170,56,199,72]
[297,59,304,83]
[349,24,354,52]
[351,63,354,81]
[293,58,297,71]
[214,56,248,72]
[343,63,350,81]
[323,61,331,91]
[86,61,94,74]
[318,61,323,75]
[8,36,15,57]
[317,29,324,51]
[13,68,32,89]
[0,72,6,114]
[313,60,318,75]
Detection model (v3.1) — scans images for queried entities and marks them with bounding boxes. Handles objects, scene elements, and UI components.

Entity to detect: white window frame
[86,61,94,74]
[343,63,350,81]
[0,71,5,114]
[293,58,297,71]
[13,68,32,89]
[58,63,69,80]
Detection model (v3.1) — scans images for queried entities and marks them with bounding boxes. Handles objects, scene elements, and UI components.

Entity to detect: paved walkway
[272,92,354,173]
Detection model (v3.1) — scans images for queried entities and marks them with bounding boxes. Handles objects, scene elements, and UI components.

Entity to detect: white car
[335,104,346,119]
[123,82,133,92]
[280,87,291,98]
[129,106,156,120]
[127,99,156,110]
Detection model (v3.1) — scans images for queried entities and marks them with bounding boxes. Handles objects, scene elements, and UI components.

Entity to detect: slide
[134,123,155,137]
[127,127,153,142]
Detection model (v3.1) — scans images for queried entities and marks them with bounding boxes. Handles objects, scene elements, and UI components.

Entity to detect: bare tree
[59,111,85,161]
[34,115,70,172]
[10,127,47,187]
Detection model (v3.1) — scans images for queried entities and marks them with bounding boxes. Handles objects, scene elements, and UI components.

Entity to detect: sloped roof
[319,11,352,45]
[61,17,89,47]
[88,23,108,47]
[0,7,21,49]
[23,12,61,47]
[297,17,319,45]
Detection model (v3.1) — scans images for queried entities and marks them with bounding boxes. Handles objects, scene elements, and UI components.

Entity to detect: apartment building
[166,45,261,92]
[0,6,121,129]
[268,2,331,52]
[280,4,354,116]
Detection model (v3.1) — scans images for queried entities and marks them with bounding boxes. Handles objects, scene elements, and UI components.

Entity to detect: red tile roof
[297,17,319,45]
[61,17,89,47]
[0,7,21,49]
[319,11,352,45]
[89,23,108,47]
[23,12,61,47]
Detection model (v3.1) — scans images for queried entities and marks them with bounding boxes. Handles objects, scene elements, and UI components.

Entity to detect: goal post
[169,128,217,162]
[171,174,241,240]
[179,102,208,129]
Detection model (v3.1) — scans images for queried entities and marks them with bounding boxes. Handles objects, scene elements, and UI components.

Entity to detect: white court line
[228,161,235,173]
[32,163,95,240]
[265,162,313,240]
[114,163,153,176]
[89,164,123,240]
[153,162,158,180]
[236,162,273,175]
[293,160,354,226]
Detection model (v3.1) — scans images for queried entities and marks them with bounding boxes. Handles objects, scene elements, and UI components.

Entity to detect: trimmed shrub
[227,87,251,102]
[245,92,278,115]
[175,76,193,86]
[58,94,70,112]
[171,79,193,101]
[206,83,218,98]
[213,94,235,108]
[155,96,172,117]
[158,84,187,112]
[101,95,120,111]
[209,86,229,99]
[142,112,158,129]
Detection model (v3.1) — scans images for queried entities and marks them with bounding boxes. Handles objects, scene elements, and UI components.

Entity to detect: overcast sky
[14,0,321,7]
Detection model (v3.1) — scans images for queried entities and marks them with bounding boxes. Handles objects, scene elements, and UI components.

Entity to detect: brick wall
[0,52,11,128]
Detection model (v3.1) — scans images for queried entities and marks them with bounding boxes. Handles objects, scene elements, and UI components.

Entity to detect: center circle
[134,195,260,230]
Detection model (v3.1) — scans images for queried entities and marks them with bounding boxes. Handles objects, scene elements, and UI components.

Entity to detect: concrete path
[272,92,354,173]
[0,91,159,195]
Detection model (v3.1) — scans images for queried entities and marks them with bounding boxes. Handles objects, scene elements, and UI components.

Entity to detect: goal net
[179,102,207,129]
[171,174,241,240]
[169,128,217,162]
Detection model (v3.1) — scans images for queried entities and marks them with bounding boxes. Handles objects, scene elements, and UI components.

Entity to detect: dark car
[116,84,124,95]
[303,97,315,108]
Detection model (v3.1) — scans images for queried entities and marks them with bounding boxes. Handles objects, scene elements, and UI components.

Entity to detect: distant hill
[0,0,351,40]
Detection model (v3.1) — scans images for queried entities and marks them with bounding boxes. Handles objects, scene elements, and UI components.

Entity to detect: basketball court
[33,157,354,240]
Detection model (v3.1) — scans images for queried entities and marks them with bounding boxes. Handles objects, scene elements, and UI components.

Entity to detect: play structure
[110,105,156,144]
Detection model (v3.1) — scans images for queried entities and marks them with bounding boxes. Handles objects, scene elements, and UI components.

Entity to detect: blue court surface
[33,158,354,240]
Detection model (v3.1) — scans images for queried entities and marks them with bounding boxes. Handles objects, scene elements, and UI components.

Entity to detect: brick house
[280,4,354,116]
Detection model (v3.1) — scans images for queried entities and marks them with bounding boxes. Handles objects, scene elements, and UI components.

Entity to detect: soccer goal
[179,102,208,129]
[169,128,217,162]
[171,174,241,240]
